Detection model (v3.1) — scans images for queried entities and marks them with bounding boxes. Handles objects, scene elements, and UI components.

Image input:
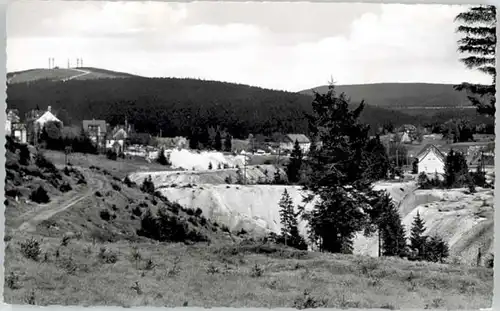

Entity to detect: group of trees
[38,121,98,154]
[188,126,232,151]
[417,149,488,191]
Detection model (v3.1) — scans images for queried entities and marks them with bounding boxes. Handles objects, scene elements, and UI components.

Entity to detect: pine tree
[224,134,232,152]
[301,83,372,254]
[214,131,222,151]
[444,150,469,187]
[455,6,496,117]
[141,175,155,195]
[410,211,427,260]
[425,236,450,263]
[157,148,169,166]
[412,158,419,174]
[369,191,407,257]
[208,162,213,170]
[286,140,303,183]
[365,135,390,180]
[278,189,307,250]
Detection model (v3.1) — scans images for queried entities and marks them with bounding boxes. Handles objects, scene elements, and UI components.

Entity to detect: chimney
[47,106,51,112]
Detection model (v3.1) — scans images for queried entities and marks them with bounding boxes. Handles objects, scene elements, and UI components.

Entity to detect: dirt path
[15,168,104,233]
[62,69,90,82]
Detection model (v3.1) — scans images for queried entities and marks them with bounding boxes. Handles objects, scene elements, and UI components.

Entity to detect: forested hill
[6,76,486,139]
[300,83,472,109]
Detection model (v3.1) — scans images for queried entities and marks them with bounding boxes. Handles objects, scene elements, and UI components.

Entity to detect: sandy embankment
[129,150,494,263]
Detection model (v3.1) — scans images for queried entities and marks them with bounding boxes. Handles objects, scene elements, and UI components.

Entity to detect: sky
[6,1,492,92]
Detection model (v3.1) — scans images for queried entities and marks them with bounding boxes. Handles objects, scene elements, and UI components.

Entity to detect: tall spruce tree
[444,150,469,187]
[455,6,496,117]
[214,131,223,151]
[410,211,427,260]
[278,189,307,250]
[368,191,407,257]
[301,84,373,254]
[224,134,232,152]
[365,135,390,180]
[157,147,170,166]
[286,140,304,184]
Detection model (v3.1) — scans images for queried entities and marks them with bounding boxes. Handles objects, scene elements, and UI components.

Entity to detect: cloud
[6,2,490,91]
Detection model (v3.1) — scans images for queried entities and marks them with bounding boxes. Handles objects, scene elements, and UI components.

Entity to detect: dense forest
[7,77,493,139]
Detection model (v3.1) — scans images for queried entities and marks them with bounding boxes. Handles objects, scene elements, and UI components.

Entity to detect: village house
[279,134,311,153]
[82,119,108,150]
[106,125,129,153]
[415,144,446,174]
[35,106,63,131]
[6,109,28,144]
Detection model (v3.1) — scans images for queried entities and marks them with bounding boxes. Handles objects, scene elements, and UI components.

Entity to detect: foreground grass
[4,235,493,309]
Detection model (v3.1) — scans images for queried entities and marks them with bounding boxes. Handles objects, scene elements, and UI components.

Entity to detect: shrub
[112,183,121,192]
[293,290,327,310]
[95,191,102,197]
[185,208,195,216]
[250,264,263,277]
[30,186,50,203]
[124,176,136,187]
[100,209,112,221]
[35,153,56,172]
[195,208,203,217]
[5,272,20,290]
[132,206,143,217]
[485,253,494,268]
[59,182,72,193]
[106,149,118,160]
[98,247,118,264]
[20,238,42,261]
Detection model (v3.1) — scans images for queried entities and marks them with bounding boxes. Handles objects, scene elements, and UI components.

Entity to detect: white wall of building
[417,149,445,174]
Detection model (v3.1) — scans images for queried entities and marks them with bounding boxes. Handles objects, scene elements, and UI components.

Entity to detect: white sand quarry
[129,150,494,264]
[147,149,248,171]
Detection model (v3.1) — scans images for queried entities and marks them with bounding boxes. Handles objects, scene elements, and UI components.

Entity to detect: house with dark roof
[82,119,108,149]
[279,134,311,153]
[415,144,446,174]
[105,126,129,153]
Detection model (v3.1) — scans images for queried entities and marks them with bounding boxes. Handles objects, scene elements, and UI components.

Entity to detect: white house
[279,134,311,153]
[415,144,446,174]
[35,106,63,131]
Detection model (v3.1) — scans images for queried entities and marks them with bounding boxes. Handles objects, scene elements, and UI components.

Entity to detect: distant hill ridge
[7,67,140,84]
[6,67,491,139]
[300,83,474,109]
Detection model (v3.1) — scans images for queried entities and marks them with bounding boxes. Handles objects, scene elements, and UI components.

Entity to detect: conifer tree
[286,140,303,183]
[455,6,496,117]
[224,134,232,152]
[214,131,223,151]
[369,191,407,257]
[208,162,213,170]
[444,150,469,187]
[365,135,390,180]
[301,84,373,254]
[278,189,307,250]
[426,235,450,263]
[410,211,427,260]
[141,175,155,195]
[157,147,170,166]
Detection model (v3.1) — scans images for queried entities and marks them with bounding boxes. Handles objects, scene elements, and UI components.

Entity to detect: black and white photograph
[3,1,495,309]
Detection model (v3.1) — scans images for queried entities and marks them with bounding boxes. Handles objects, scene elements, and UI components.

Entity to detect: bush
[59,182,73,193]
[35,153,56,172]
[137,209,209,243]
[485,253,494,268]
[30,186,50,203]
[112,183,121,192]
[99,209,112,221]
[124,176,136,187]
[98,247,118,264]
[106,149,118,160]
[20,238,42,261]
[132,206,143,217]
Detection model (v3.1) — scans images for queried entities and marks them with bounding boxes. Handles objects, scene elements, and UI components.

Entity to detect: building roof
[7,109,20,123]
[284,134,310,144]
[416,144,446,162]
[35,111,62,126]
[83,120,107,133]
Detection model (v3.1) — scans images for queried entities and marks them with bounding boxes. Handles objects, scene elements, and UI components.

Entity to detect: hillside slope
[8,68,492,139]
[300,83,473,109]
[7,67,139,84]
